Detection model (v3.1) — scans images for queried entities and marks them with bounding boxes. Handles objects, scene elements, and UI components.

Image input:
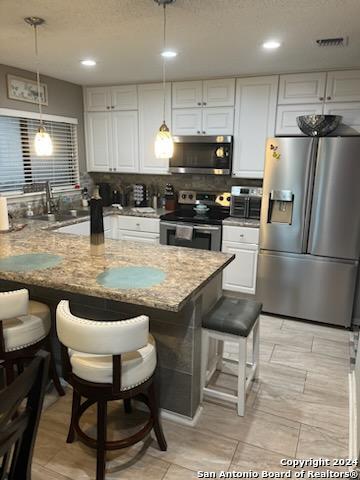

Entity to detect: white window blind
[0,114,79,194]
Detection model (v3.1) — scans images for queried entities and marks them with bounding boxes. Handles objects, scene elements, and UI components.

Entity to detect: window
[0,113,79,194]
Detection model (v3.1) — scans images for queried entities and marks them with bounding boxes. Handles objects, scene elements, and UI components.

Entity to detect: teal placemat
[96,266,166,289]
[0,253,62,272]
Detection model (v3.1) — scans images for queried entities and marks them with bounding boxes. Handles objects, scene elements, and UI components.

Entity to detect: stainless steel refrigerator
[257,137,360,327]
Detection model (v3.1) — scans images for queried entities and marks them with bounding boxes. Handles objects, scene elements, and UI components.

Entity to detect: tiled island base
[0,275,222,421]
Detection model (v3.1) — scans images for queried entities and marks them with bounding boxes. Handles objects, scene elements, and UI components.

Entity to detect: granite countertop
[110,206,169,219]
[0,220,233,312]
[223,217,260,228]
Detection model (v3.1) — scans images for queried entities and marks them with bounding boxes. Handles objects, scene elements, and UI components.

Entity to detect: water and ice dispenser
[267,190,294,224]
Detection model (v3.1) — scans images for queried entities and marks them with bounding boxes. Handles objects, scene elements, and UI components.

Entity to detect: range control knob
[181,194,186,199]
[219,196,224,201]
[227,196,231,202]
[189,194,194,200]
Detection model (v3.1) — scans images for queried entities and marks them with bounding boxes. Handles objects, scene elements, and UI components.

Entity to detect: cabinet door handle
[202,131,206,134]
[111,106,115,109]
[197,130,201,134]
[113,167,116,171]
[109,167,112,171]
[197,102,201,106]
[240,234,244,238]
[319,97,324,101]
[203,102,207,106]
[327,96,332,100]
[106,106,110,110]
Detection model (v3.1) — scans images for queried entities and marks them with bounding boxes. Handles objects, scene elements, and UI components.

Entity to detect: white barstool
[201,297,262,416]
[56,300,167,480]
[0,289,65,395]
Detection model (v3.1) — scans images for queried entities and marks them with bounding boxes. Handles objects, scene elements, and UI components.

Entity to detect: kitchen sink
[32,210,90,222]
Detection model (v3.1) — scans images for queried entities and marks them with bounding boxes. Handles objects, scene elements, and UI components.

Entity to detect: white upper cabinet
[112,111,139,172]
[172,79,235,108]
[138,83,172,174]
[172,81,203,108]
[86,112,112,172]
[325,70,360,102]
[110,85,138,110]
[85,86,137,111]
[85,87,111,112]
[275,104,323,136]
[202,107,234,135]
[278,72,327,104]
[173,107,233,135]
[232,76,278,178]
[203,79,235,107]
[172,109,202,135]
[324,102,360,134]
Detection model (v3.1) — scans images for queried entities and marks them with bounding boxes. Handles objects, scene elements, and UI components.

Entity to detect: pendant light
[25,17,53,156]
[154,0,175,159]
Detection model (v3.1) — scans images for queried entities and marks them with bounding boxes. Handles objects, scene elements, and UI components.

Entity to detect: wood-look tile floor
[32,315,351,479]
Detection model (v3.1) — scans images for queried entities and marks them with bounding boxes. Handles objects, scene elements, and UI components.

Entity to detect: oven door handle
[160,222,220,231]
[193,225,220,231]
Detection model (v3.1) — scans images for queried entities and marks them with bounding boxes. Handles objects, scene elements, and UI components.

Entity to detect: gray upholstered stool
[201,297,262,416]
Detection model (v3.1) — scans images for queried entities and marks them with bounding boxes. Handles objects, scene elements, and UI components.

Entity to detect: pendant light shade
[35,126,53,156]
[25,16,53,157]
[155,122,174,159]
[154,0,175,160]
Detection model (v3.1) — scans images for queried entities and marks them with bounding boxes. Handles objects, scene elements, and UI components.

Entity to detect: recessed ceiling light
[161,50,177,58]
[81,59,96,66]
[263,40,281,50]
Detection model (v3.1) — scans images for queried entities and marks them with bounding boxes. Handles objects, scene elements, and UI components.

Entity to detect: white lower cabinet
[117,230,160,244]
[56,216,117,239]
[57,221,90,236]
[222,226,259,294]
[117,216,160,244]
[56,216,160,244]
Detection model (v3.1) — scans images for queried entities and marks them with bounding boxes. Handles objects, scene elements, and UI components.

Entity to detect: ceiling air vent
[316,37,349,47]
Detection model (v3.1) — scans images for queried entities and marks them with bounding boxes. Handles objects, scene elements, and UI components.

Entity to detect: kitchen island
[0,220,233,421]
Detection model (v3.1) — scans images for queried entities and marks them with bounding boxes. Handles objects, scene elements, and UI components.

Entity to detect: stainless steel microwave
[169,135,233,175]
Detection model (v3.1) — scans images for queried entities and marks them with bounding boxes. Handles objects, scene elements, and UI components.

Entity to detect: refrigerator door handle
[301,138,318,253]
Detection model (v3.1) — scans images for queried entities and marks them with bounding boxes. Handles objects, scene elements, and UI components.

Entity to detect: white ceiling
[1,0,360,86]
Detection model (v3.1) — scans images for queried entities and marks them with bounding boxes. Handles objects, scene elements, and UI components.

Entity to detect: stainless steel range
[160,190,231,251]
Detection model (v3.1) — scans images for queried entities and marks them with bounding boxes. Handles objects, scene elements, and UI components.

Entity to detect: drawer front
[118,230,160,244]
[222,225,259,244]
[117,216,160,233]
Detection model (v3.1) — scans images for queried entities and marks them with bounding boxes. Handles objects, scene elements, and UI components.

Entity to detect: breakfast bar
[0,221,233,421]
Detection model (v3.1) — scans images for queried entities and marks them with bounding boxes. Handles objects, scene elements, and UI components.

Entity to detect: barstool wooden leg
[216,339,224,372]
[253,318,260,380]
[200,329,210,402]
[148,383,167,451]
[46,337,65,397]
[67,389,81,443]
[96,400,107,480]
[237,337,247,416]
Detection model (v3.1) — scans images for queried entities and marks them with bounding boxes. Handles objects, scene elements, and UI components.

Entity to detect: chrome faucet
[45,181,57,214]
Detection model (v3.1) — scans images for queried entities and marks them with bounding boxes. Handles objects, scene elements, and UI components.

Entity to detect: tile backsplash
[90,173,262,197]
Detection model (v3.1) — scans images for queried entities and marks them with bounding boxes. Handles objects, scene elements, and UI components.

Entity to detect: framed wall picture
[7,74,48,106]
